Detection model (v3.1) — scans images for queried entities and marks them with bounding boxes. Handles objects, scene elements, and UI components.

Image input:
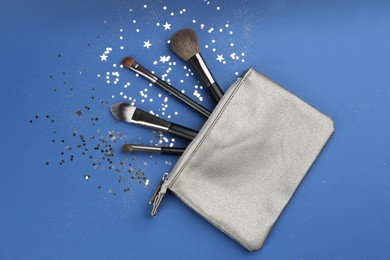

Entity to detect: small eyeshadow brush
[121,57,211,118]
[110,102,198,141]
[122,144,185,156]
[170,28,224,103]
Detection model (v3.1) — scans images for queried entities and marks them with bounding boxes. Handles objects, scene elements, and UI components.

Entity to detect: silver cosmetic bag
[151,67,335,251]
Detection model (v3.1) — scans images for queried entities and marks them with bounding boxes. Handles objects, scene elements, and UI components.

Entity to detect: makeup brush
[170,28,224,103]
[121,57,211,118]
[122,144,185,156]
[110,102,198,141]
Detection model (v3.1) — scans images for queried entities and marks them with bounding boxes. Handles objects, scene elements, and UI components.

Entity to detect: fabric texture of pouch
[152,67,335,251]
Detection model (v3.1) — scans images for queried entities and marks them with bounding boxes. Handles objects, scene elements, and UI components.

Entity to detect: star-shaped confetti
[108,130,116,141]
[216,54,224,62]
[143,40,152,49]
[163,22,171,30]
[100,53,108,61]
[75,109,83,116]
[159,55,170,63]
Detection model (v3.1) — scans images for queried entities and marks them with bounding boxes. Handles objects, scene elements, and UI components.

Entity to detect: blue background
[1,0,389,259]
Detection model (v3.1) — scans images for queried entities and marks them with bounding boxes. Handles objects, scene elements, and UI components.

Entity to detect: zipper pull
[148,182,162,205]
[150,172,169,217]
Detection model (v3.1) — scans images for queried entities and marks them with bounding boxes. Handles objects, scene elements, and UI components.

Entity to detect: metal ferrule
[131,62,158,83]
[131,108,171,132]
[129,145,162,153]
[188,53,216,87]
[131,119,170,131]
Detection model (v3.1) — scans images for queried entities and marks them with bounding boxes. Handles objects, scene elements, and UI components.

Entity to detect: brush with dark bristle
[121,56,135,68]
[110,102,198,141]
[169,28,224,103]
[170,29,200,61]
[122,144,185,156]
[120,56,211,118]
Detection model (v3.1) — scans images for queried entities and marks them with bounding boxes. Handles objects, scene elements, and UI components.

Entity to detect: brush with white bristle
[110,102,198,141]
[170,28,224,103]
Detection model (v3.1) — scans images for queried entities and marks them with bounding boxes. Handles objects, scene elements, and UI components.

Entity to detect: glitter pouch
[151,67,335,251]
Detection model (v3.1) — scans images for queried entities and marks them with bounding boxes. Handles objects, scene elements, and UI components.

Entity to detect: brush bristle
[169,29,199,61]
[121,57,135,68]
[110,102,136,122]
[122,144,132,151]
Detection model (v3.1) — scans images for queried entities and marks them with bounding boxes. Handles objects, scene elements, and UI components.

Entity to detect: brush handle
[168,123,198,141]
[161,147,185,156]
[156,79,211,117]
[122,144,185,156]
[209,82,224,102]
[187,54,224,104]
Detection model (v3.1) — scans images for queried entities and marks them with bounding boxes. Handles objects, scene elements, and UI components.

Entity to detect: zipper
[149,69,251,217]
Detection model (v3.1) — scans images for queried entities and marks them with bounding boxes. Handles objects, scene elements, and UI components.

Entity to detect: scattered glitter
[33,1,247,198]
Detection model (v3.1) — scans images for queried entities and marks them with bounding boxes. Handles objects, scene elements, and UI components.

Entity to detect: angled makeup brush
[121,57,211,118]
[170,28,224,103]
[110,102,198,141]
[122,144,185,156]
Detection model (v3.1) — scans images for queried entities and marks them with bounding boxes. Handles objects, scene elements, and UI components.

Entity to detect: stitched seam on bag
[168,68,254,188]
